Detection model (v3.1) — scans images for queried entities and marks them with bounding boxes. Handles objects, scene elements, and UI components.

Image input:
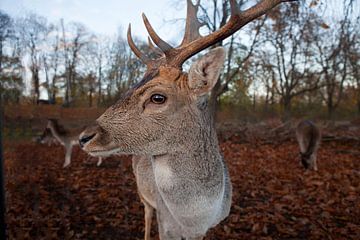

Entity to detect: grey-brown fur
[79,48,232,239]
[295,120,321,171]
[36,128,58,146]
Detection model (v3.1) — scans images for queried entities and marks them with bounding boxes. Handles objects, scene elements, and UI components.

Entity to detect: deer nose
[79,133,96,148]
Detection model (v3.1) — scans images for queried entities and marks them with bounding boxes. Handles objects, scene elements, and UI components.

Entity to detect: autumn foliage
[4,122,360,239]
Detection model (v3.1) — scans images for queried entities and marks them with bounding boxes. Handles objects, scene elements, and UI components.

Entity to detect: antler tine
[129,0,296,70]
[147,37,163,56]
[180,0,204,46]
[127,24,151,64]
[169,0,297,67]
[142,13,174,53]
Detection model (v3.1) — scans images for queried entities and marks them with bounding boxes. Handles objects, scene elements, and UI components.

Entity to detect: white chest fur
[152,158,174,190]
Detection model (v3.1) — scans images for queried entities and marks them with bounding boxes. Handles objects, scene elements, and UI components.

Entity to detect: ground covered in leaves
[4,134,360,239]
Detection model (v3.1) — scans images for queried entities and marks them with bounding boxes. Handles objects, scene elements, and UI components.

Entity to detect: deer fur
[295,120,321,171]
[46,119,102,167]
[79,0,295,237]
[35,128,58,146]
[79,48,232,239]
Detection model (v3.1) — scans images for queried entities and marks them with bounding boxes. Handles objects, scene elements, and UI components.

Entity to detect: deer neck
[152,108,223,193]
[150,113,225,229]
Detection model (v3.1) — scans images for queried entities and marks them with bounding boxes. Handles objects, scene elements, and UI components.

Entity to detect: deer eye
[150,94,166,104]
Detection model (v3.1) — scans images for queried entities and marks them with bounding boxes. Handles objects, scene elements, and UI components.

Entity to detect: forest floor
[3,123,360,239]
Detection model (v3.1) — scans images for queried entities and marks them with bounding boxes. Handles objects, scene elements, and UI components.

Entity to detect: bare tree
[41,23,61,104]
[314,2,358,119]
[84,35,111,106]
[106,30,146,103]
[348,23,360,114]
[17,13,48,104]
[61,20,89,106]
[0,11,23,104]
[196,0,268,114]
[0,11,13,73]
[259,4,321,119]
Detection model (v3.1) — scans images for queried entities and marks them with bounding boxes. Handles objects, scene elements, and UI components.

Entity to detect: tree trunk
[282,96,292,121]
[51,76,56,104]
[97,65,102,106]
[33,67,40,104]
[64,67,73,107]
[327,97,334,120]
[64,68,70,107]
[44,61,51,102]
[89,89,93,107]
[0,41,3,72]
[252,93,256,110]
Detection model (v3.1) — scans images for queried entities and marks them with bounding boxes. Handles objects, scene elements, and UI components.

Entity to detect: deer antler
[128,0,297,70]
[127,24,151,64]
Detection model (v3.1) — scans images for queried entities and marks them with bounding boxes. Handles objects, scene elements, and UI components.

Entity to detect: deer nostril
[79,133,96,148]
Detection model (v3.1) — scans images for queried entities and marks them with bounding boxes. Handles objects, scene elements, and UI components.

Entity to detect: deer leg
[63,145,72,168]
[97,157,102,166]
[142,199,154,240]
[313,157,318,171]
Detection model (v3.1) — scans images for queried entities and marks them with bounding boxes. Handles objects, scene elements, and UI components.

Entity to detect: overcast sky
[1,0,358,42]
[0,0,188,43]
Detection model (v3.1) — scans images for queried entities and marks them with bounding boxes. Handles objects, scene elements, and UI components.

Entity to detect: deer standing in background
[296,120,321,171]
[79,0,295,239]
[45,119,102,167]
[36,128,58,146]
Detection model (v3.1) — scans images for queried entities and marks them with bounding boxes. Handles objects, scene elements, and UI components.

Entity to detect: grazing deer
[296,120,321,171]
[79,0,295,239]
[46,119,102,167]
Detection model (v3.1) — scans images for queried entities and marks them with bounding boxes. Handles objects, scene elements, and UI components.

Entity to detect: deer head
[79,0,295,157]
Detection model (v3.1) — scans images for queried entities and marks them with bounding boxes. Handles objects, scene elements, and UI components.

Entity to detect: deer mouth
[87,147,121,157]
[79,123,120,154]
[80,135,120,157]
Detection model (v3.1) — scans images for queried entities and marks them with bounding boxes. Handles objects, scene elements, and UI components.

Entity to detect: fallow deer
[79,0,296,239]
[296,120,321,171]
[45,119,102,167]
[36,128,58,146]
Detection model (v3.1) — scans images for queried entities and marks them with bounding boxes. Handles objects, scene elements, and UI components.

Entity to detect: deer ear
[188,47,225,96]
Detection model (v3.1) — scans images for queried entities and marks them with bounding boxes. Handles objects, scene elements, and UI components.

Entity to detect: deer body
[296,120,321,171]
[46,119,102,167]
[81,52,232,239]
[79,0,294,238]
[131,129,232,239]
[35,128,58,146]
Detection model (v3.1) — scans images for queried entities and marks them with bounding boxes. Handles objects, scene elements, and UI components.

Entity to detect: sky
[1,0,358,43]
[0,0,194,98]
[0,0,188,43]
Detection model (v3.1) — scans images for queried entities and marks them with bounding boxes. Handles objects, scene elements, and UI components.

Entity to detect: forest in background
[0,0,359,120]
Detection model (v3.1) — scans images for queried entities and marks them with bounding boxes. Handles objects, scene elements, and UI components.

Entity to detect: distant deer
[36,128,58,146]
[296,120,321,171]
[46,119,102,167]
[79,0,295,239]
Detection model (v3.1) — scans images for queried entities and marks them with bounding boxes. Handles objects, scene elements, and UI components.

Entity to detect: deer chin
[87,147,122,157]
[82,139,121,157]
[81,136,120,157]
